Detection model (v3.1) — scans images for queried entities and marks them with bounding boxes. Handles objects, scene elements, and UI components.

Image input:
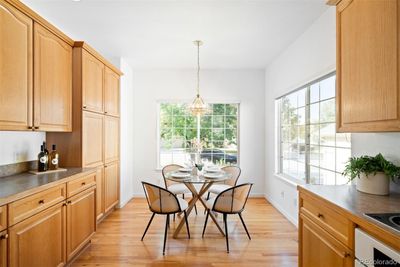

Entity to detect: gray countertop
[0,168,95,206]
[299,184,400,237]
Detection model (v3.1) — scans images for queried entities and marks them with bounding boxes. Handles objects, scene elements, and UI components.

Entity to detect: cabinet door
[9,203,66,267]
[104,67,120,117]
[33,23,72,132]
[82,50,104,113]
[82,111,104,167]
[337,0,400,132]
[0,230,7,267]
[299,214,353,267]
[66,187,95,261]
[95,166,104,221]
[104,116,119,163]
[0,1,33,130]
[104,162,119,213]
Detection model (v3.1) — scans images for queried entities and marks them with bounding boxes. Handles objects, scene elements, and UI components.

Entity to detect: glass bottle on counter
[43,141,49,155]
[38,145,48,172]
[49,144,59,170]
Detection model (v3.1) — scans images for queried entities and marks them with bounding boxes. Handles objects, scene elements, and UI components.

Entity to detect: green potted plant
[343,153,400,195]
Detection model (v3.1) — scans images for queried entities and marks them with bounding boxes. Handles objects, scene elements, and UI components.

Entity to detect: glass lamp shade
[189,94,209,116]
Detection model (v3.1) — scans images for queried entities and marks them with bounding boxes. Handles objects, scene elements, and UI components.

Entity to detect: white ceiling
[22,0,328,69]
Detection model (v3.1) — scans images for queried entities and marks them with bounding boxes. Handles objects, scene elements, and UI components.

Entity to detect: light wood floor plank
[72,198,298,266]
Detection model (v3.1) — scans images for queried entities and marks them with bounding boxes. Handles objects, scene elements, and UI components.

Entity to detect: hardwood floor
[72,198,298,266]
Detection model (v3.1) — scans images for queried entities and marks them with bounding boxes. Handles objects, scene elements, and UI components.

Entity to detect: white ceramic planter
[356,172,390,195]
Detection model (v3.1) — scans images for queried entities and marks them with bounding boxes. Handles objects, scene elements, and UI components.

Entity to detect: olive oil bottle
[49,144,59,170]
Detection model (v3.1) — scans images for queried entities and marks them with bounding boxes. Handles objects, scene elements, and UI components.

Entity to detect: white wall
[0,132,45,166]
[352,133,400,165]
[264,8,400,226]
[264,8,336,225]
[118,58,135,207]
[132,69,265,197]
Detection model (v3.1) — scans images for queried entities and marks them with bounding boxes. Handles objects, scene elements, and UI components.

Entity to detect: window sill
[274,173,305,187]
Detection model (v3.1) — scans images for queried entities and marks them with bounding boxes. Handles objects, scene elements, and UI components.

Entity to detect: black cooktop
[365,213,400,232]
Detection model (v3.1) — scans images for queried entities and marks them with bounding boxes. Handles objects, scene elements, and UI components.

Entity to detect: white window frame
[156,100,241,170]
[276,72,351,185]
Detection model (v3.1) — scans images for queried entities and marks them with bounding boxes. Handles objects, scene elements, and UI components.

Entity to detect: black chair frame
[141,181,190,255]
[202,183,253,253]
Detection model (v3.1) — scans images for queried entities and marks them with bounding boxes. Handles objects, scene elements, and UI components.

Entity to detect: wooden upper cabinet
[82,50,104,113]
[104,162,119,213]
[104,67,120,117]
[82,111,104,167]
[66,188,95,261]
[9,202,66,267]
[104,115,119,163]
[0,0,33,131]
[337,0,400,132]
[299,214,353,267]
[33,23,72,132]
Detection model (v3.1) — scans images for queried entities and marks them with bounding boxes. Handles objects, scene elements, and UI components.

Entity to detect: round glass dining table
[165,171,231,238]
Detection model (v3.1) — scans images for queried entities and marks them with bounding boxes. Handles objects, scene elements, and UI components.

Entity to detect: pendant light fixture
[189,40,209,116]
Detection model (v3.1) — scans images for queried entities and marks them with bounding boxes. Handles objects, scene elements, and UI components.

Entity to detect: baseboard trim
[264,194,298,227]
[118,195,135,208]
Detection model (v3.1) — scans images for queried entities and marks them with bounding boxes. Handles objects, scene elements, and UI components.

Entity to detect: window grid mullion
[305,86,311,184]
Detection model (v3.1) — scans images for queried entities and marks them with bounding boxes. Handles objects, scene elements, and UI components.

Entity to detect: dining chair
[205,165,241,201]
[162,164,197,215]
[202,183,253,253]
[141,181,190,255]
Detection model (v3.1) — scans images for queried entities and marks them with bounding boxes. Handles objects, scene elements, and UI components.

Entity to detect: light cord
[197,42,200,96]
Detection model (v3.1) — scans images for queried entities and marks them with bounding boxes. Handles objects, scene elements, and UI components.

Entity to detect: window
[158,103,239,168]
[278,73,351,185]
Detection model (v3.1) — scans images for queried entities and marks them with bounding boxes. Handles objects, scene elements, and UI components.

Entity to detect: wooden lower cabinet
[0,230,7,267]
[104,162,119,213]
[66,187,95,261]
[0,206,6,232]
[299,213,353,267]
[95,167,104,221]
[9,202,65,267]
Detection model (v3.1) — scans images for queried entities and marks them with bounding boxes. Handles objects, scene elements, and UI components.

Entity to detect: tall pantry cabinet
[47,42,122,222]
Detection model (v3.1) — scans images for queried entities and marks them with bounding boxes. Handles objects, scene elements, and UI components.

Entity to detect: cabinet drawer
[9,184,66,226]
[0,206,6,231]
[300,193,353,247]
[67,173,96,198]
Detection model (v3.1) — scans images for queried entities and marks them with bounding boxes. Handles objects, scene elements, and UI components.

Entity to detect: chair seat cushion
[208,184,231,195]
[168,183,191,195]
[206,197,216,210]
[177,197,188,211]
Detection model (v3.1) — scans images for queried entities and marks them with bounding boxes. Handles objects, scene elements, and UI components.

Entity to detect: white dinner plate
[178,168,192,173]
[171,172,191,178]
[204,173,224,179]
[204,167,221,173]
